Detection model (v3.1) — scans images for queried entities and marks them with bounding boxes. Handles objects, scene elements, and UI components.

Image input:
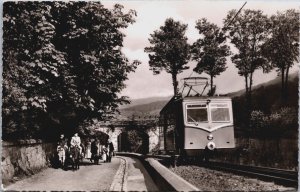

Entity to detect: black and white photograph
[1,0,299,191]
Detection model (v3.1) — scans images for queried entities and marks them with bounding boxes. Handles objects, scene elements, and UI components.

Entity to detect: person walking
[57,134,68,168]
[102,145,108,162]
[106,138,114,163]
[85,139,92,160]
[91,138,98,163]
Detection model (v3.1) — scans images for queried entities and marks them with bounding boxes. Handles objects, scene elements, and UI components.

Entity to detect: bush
[250,107,297,138]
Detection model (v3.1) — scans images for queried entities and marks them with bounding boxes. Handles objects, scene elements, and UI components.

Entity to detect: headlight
[207,141,215,150]
[207,134,213,140]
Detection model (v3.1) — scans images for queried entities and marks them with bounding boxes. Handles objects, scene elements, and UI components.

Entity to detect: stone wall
[95,127,122,151]
[1,139,56,184]
[95,126,160,153]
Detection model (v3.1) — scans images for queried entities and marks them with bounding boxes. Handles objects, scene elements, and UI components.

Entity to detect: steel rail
[201,161,298,187]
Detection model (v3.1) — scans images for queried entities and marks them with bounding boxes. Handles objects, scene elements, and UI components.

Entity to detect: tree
[224,9,270,125]
[191,18,230,95]
[2,2,139,140]
[262,9,299,102]
[145,18,190,96]
[3,2,65,139]
[50,2,140,127]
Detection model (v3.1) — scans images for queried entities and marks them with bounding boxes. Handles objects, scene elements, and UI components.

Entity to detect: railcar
[158,77,235,160]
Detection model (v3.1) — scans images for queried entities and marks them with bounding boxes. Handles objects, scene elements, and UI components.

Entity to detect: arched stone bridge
[93,119,160,153]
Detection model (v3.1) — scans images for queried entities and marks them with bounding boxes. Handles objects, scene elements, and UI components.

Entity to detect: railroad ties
[201,161,298,187]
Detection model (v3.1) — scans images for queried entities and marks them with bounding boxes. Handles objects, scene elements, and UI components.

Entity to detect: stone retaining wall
[116,152,199,191]
[1,140,56,184]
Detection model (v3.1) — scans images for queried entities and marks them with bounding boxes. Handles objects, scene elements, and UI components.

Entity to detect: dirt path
[4,158,120,191]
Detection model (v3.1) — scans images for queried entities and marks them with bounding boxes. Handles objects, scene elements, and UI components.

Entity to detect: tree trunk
[281,67,285,103]
[244,74,251,131]
[245,75,249,96]
[244,74,250,110]
[249,72,253,111]
[172,72,178,96]
[245,74,251,110]
[210,75,214,94]
[284,66,290,102]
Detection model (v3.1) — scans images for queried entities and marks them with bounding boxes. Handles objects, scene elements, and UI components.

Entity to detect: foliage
[3,2,63,139]
[145,18,190,95]
[2,2,139,140]
[124,128,149,154]
[262,9,299,102]
[250,107,298,138]
[224,9,270,127]
[191,18,231,95]
[233,73,298,135]
[224,10,270,100]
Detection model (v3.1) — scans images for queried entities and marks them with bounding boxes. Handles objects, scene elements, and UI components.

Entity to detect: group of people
[86,137,115,163]
[57,133,83,167]
[57,133,115,167]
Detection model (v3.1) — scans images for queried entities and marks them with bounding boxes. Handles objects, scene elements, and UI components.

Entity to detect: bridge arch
[117,129,149,154]
[92,122,159,154]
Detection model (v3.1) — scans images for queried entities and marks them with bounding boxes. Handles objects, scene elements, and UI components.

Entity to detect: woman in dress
[85,139,92,160]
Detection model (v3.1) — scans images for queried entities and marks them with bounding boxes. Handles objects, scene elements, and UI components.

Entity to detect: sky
[102,0,299,99]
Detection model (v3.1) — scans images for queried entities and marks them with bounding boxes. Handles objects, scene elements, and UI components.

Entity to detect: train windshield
[210,104,230,122]
[186,104,208,123]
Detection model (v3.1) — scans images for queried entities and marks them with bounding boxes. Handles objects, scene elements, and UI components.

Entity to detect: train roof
[160,95,232,114]
[183,96,232,102]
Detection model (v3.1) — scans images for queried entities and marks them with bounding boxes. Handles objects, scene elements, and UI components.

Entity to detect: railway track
[200,161,298,187]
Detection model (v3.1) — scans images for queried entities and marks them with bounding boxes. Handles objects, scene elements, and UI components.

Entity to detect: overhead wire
[224,2,247,29]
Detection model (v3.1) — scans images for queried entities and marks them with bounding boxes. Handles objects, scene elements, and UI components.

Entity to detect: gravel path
[170,165,297,191]
[4,158,120,191]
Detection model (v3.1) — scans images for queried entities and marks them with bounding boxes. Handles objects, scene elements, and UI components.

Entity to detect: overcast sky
[103,0,299,99]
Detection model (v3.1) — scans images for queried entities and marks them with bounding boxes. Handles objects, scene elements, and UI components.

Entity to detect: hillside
[228,72,298,97]
[118,100,170,120]
[232,72,298,112]
[117,72,298,120]
[232,72,298,139]
[119,96,172,109]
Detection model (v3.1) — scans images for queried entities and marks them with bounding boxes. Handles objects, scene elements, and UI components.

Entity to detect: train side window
[210,107,230,122]
[186,105,208,123]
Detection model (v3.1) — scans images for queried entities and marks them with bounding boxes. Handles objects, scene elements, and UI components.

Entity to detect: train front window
[186,104,208,123]
[210,104,230,122]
